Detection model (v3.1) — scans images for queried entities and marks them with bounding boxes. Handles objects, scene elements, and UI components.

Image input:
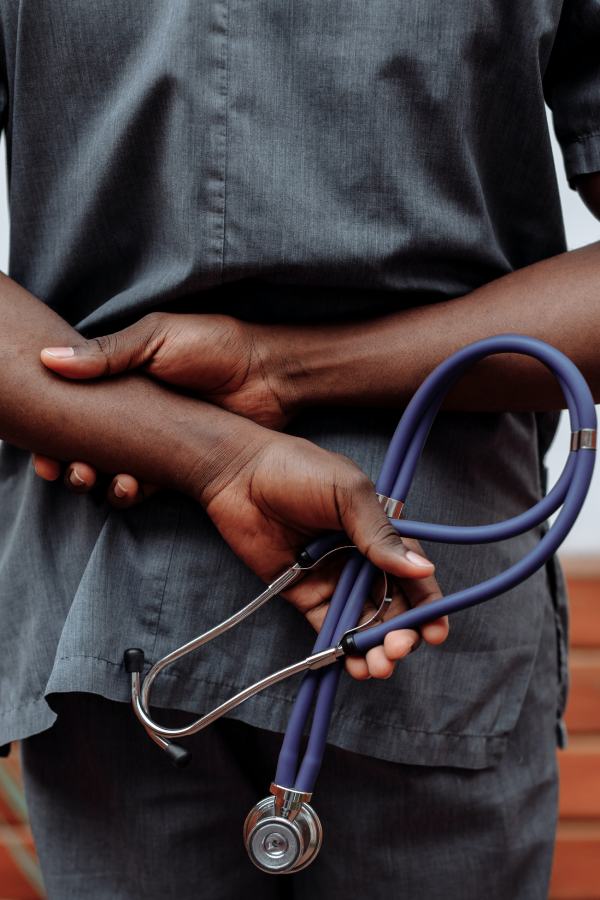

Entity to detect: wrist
[253,322,342,414]
[175,403,270,507]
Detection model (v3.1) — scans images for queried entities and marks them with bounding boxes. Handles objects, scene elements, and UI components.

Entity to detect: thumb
[40,313,166,380]
[337,476,434,580]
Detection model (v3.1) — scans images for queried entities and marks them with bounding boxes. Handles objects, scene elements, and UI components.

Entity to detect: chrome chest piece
[243,784,323,874]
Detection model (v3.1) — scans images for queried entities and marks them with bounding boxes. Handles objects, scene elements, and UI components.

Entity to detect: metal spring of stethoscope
[123,334,597,874]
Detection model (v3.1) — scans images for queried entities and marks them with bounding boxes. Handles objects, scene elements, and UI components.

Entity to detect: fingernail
[69,469,85,487]
[406,550,432,568]
[43,347,75,358]
[114,479,128,498]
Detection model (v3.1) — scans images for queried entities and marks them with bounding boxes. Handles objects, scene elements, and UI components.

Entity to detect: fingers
[107,476,158,508]
[287,557,398,681]
[40,312,168,380]
[32,454,61,481]
[32,455,158,508]
[294,536,440,683]
[393,538,449,646]
[107,474,140,507]
[286,553,349,623]
[347,582,420,680]
[345,624,419,680]
[33,456,99,490]
[300,571,422,681]
[64,462,97,492]
[336,474,435,582]
[62,467,157,507]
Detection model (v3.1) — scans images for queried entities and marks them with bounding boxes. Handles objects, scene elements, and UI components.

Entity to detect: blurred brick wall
[551,561,600,899]
[0,751,44,898]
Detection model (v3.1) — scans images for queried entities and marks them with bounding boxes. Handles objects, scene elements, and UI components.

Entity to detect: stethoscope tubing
[124,334,596,799]
[279,448,594,793]
[276,335,596,793]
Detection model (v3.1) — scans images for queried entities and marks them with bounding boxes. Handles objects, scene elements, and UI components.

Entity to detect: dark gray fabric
[20,588,559,900]
[0,1,597,765]
[1,0,599,326]
[0,407,561,774]
[545,0,600,183]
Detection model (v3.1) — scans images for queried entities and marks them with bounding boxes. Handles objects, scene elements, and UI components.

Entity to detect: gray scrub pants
[21,598,559,900]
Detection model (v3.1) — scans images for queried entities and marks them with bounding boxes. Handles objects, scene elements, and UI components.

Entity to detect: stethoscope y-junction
[123,334,596,874]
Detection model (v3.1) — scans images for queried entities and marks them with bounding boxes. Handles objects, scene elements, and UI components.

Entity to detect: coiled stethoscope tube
[124,334,596,874]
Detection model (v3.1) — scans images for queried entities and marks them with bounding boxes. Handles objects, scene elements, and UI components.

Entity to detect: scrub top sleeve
[0,15,6,130]
[544,0,600,187]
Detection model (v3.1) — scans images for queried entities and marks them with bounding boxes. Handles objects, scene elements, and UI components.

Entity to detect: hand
[40,312,290,427]
[192,428,448,680]
[31,455,159,507]
[33,313,449,677]
[37,416,448,678]
[33,312,291,504]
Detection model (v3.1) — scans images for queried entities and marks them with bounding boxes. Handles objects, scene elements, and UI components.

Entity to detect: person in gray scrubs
[0,2,599,898]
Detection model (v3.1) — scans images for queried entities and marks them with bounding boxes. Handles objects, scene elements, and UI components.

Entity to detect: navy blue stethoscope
[123,334,596,874]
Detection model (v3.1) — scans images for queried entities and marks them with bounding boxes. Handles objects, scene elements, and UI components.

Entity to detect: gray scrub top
[0,1,598,769]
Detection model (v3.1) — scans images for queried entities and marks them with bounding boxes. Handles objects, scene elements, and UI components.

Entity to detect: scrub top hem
[1,654,509,772]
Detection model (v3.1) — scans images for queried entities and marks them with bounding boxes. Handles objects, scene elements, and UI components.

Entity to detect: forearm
[0,273,262,500]
[273,242,600,411]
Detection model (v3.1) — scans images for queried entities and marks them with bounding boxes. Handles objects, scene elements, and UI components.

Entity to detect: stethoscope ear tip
[123,648,145,673]
[164,742,192,769]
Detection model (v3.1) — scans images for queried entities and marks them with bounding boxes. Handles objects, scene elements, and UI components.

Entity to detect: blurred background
[0,116,598,897]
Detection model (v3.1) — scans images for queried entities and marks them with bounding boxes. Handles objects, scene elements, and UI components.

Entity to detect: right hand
[35,421,447,679]
[194,428,448,680]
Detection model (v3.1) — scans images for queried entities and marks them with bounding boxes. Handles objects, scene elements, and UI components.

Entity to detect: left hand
[34,312,291,503]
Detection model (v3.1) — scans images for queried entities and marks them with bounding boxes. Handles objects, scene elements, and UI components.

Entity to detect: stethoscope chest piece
[244,786,322,874]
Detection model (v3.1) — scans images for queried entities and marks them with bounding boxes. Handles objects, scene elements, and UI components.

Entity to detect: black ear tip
[123,648,145,673]
[0,743,11,758]
[165,743,192,769]
[339,633,358,656]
